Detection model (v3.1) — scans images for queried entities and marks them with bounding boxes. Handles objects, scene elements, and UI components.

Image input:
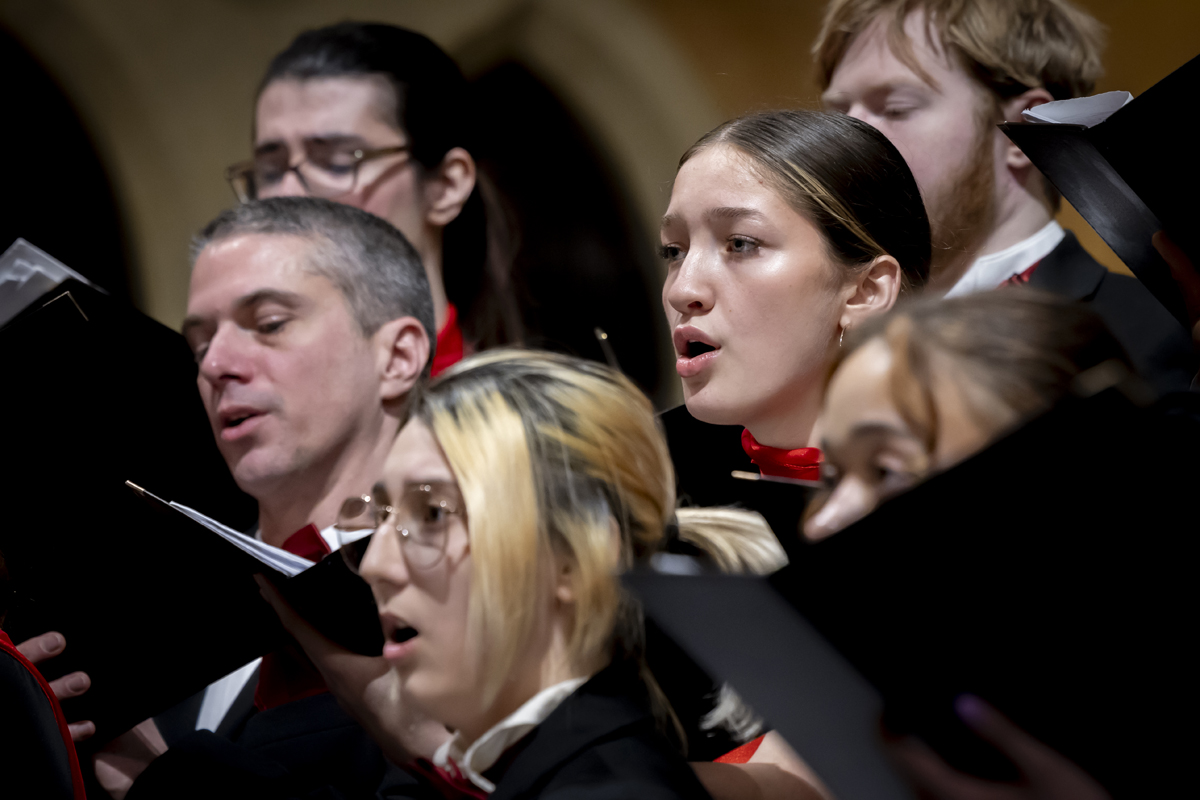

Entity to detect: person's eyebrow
[182,289,307,338]
[403,479,459,492]
[707,206,766,223]
[235,288,307,312]
[849,421,922,442]
[660,212,682,232]
[255,133,371,151]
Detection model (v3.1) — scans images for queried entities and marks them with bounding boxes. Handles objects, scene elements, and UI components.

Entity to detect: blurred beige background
[2,0,1197,328]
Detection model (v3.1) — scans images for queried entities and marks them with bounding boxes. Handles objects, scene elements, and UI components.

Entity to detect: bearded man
[816,0,1195,391]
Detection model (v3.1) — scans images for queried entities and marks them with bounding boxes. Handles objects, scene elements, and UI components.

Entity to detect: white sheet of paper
[0,238,101,328]
[1022,91,1133,128]
[171,502,312,577]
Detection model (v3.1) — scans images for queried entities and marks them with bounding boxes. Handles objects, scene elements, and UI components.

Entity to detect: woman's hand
[885,695,1110,800]
[15,630,95,741]
[253,574,450,764]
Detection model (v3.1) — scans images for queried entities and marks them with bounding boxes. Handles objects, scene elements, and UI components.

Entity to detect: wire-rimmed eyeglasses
[225,139,410,203]
[333,482,463,573]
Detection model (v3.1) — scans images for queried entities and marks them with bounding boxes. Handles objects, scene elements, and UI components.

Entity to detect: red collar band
[741,428,822,481]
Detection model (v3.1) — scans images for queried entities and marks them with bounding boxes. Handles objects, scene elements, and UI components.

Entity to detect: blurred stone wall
[1,0,1196,323]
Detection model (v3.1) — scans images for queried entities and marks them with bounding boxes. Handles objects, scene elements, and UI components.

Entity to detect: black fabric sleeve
[0,649,76,800]
[126,730,440,800]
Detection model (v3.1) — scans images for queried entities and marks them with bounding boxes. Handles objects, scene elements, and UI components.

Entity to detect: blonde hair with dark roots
[411,350,784,748]
[813,0,1105,101]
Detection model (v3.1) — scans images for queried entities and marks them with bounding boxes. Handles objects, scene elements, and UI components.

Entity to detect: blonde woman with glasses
[260,350,825,800]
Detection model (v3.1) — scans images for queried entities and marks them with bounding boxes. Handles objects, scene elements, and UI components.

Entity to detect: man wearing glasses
[94,196,436,798]
[225,23,520,373]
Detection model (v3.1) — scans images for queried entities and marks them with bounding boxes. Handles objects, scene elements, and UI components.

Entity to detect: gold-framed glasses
[225,139,410,203]
[334,482,463,573]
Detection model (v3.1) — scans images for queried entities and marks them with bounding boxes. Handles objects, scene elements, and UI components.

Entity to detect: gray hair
[192,197,436,351]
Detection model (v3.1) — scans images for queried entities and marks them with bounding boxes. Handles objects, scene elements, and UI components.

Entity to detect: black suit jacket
[132,692,395,799]
[1030,231,1196,393]
[1,636,80,800]
[154,664,260,747]
[487,661,713,800]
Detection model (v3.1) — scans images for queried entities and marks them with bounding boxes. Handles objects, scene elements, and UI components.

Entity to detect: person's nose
[804,478,876,542]
[663,250,715,319]
[359,521,412,596]
[843,102,875,127]
[260,167,309,199]
[197,324,253,389]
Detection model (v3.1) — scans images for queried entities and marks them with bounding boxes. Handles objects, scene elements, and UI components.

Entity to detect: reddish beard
[925,108,996,286]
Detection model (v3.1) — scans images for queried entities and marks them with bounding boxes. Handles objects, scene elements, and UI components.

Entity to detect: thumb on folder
[253,574,449,764]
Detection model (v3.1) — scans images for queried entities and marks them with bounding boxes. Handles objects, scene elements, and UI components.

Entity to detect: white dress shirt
[944,221,1065,297]
[433,677,589,793]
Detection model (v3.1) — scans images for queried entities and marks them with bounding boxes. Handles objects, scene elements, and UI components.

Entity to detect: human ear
[1000,88,1056,170]
[423,147,477,228]
[840,255,902,333]
[374,317,431,402]
[553,518,620,605]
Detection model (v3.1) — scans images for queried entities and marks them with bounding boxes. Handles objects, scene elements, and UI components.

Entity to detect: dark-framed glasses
[225,139,410,203]
[334,482,463,573]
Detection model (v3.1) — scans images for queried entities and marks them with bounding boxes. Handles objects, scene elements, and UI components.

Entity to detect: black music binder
[0,287,380,746]
[632,386,1200,799]
[1000,53,1200,328]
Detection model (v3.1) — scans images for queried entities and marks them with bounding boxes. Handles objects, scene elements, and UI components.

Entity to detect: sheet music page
[0,238,102,328]
[1022,91,1133,128]
[170,503,311,577]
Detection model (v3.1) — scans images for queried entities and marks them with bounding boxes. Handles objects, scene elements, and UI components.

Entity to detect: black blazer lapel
[153,688,206,749]
[488,664,652,800]
[1027,232,1106,301]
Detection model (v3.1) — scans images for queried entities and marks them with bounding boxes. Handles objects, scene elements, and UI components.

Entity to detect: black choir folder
[0,284,381,748]
[1000,53,1200,328]
[631,385,1199,800]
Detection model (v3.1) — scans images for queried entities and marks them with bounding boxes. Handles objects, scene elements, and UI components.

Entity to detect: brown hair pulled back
[837,289,1132,452]
[681,110,931,292]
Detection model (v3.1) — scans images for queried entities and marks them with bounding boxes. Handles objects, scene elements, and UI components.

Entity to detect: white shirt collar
[944,221,1065,298]
[433,677,588,793]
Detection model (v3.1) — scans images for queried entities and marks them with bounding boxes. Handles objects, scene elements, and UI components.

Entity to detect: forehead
[384,420,457,486]
[187,233,339,312]
[826,10,963,96]
[255,75,400,143]
[666,145,791,222]
[823,339,909,441]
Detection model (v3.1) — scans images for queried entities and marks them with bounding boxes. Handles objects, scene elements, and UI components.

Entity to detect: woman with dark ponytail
[227,22,522,371]
[659,109,931,536]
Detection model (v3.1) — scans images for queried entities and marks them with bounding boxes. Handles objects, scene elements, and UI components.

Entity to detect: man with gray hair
[184,196,434,555]
[94,196,435,798]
